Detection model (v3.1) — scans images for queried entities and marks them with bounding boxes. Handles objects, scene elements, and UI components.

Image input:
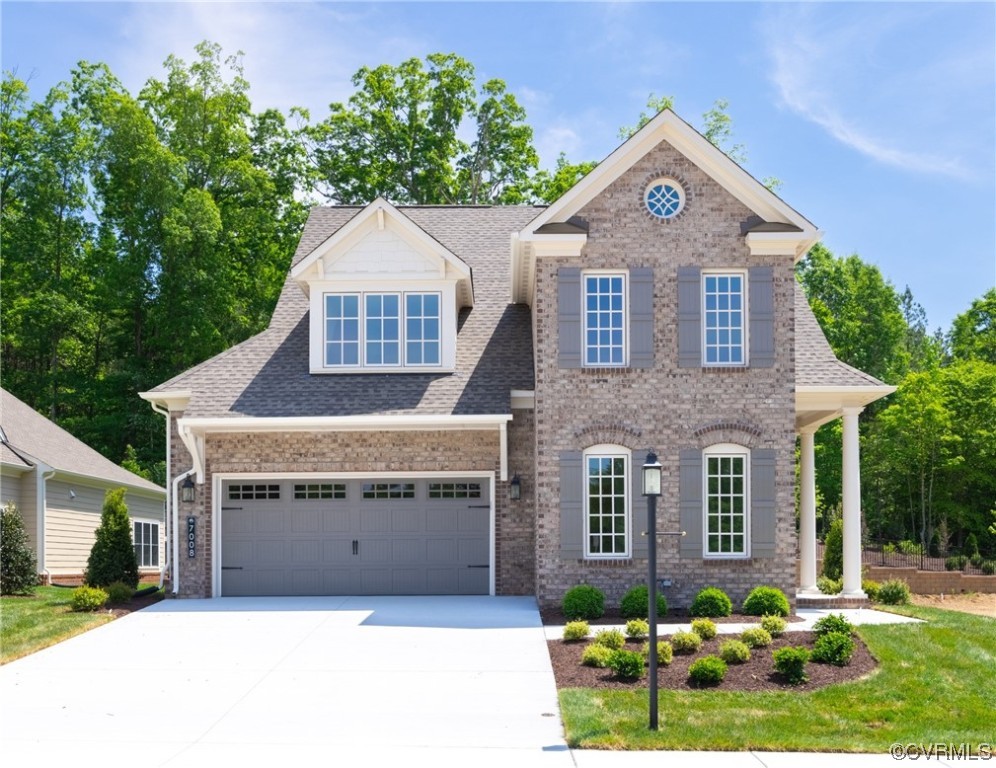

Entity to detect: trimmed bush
[670,630,702,654]
[742,586,790,617]
[817,575,842,595]
[740,627,772,648]
[1,502,37,595]
[812,612,855,637]
[688,655,727,686]
[85,488,138,589]
[691,618,717,640]
[689,586,732,617]
[946,555,968,572]
[822,518,843,580]
[963,533,980,558]
[760,614,787,637]
[641,640,673,666]
[811,631,855,666]
[982,560,996,576]
[862,579,881,602]
[563,621,590,642]
[581,644,614,668]
[562,584,605,620]
[625,619,649,640]
[719,639,751,664]
[593,628,625,650]
[619,584,667,619]
[608,649,646,680]
[71,585,108,612]
[877,578,911,605]
[105,581,134,604]
[773,646,810,684]
[970,554,984,568]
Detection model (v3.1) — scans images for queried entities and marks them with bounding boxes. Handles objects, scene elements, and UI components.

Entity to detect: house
[0,387,167,583]
[140,109,893,606]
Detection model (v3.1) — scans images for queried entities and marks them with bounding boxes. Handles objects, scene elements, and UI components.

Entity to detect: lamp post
[642,451,663,731]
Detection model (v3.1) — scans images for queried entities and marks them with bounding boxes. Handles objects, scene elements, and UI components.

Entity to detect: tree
[949,288,996,364]
[821,517,843,581]
[0,503,37,594]
[529,152,598,204]
[85,488,138,588]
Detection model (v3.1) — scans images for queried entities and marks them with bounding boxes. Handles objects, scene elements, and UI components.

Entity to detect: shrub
[670,630,702,654]
[898,539,924,556]
[719,639,751,664]
[882,542,897,554]
[740,627,772,648]
[982,560,996,576]
[928,528,942,557]
[625,619,649,640]
[811,631,855,666]
[562,584,605,620]
[581,644,614,668]
[563,621,590,642]
[70,585,108,612]
[946,555,968,571]
[862,579,881,602]
[812,612,855,637]
[773,646,810,684]
[742,586,790,617]
[822,518,843,580]
[877,578,911,605]
[963,533,980,558]
[641,640,673,666]
[817,575,842,595]
[689,586,732,617]
[105,581,134,604]
[1,502,37,595]
[619,584,667,619]
[608,649,646,680]
[593,628,625,650]
[691,618,717,640]
[85,488,138,588]
[970,554,984,568]
[688,655,727,686]
[760,614,787,637]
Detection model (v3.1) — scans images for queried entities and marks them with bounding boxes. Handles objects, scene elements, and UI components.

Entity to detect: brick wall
[532,140,798,610]
[864,566,996,594]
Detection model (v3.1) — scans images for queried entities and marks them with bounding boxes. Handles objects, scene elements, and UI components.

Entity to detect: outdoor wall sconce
[181,475,196,503]
[509,473,522,501]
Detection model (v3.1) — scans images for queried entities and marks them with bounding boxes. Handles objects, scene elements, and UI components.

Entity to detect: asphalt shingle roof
[0,388,165,493]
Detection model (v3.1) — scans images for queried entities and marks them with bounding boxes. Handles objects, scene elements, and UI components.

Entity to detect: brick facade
[532,140,798,610]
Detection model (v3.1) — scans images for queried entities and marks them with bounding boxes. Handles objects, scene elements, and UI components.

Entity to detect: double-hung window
[702,272,746,365]
[703,444,749,557]
[133,521,159,568]
[584,446,630,557]
[584,273,626,366]
[324,291,441,369]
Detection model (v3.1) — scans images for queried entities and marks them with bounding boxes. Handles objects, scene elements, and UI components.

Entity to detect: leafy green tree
[530,152,598,204]
[949,289,996,364]
[821,517,844,581]
[0,502,37,594]
[86,488,139,588]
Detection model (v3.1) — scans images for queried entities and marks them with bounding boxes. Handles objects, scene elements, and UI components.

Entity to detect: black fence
[815,540,995,575]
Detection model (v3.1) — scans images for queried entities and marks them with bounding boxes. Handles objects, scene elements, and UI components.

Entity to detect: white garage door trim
[211,471,495,597]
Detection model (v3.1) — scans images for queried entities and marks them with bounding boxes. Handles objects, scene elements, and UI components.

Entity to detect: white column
[841,406,866,597]
[798,428,819,594]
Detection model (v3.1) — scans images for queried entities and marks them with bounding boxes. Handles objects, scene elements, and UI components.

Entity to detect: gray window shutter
[629,269,654,369]
[677,267,701,368]
[558,267,582,368]
[630,450,649,558]
[750,448,777,558]
[749,266,775,368]
[559,450,584,559]
[678,449,702,558]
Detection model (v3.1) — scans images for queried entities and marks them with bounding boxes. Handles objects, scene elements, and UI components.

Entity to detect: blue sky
[3,1,994,332]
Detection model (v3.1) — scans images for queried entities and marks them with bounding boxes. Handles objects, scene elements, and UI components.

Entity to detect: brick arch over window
[691,420,764,450]
[573,423,644,448]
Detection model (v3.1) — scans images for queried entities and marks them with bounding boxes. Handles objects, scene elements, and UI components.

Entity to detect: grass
[560,605,996,752]
[0,585,115,664]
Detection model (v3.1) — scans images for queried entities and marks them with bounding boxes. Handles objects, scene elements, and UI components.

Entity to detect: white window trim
[701,269,749,367]
[582,270,629,368]
[309,279,456,374]
[583,444,631,559]
[702,443,751,559]
[132,518,161,569]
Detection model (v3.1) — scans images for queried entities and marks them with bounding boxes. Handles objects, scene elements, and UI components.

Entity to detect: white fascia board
[747,230,825,262]
[796,385,897,412]
[139,390,192,412]
[510,389,535,410]
[512,233,586,304]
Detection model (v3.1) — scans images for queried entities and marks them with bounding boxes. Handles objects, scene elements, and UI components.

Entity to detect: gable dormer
[292,199,472,374]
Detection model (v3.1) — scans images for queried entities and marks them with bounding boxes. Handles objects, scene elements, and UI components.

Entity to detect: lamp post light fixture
[509,473,522,501]
[181,475,196,503]
[642,450,663,731]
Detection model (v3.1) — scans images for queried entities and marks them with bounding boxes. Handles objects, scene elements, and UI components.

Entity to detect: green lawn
[560,605,996,752]
[0,586,114,664]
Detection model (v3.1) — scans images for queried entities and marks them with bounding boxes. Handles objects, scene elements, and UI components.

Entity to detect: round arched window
[644,179,685,219]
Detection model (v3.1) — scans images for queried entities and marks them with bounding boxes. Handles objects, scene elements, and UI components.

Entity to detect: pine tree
[1,502,37,594]
[85,488,138,588]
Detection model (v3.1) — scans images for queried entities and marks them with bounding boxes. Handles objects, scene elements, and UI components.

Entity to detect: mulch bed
[547,630,878,692]
[540,607,805,626]
[105,590,164,618]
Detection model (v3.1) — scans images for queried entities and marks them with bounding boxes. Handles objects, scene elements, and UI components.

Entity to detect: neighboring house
[140,109,893,606]
[0,387,167,583]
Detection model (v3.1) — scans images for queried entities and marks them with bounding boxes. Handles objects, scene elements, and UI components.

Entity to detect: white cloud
[537,125,582,167]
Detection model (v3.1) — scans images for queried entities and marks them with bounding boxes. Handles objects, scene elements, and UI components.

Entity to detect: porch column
[798,427,819,594]
[841,406,866,597]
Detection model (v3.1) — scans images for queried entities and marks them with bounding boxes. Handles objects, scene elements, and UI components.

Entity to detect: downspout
[148,401,172,592]
[38,463,55,584]
[171,470,195,596]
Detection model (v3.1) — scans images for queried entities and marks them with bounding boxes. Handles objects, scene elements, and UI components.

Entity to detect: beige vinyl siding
[18,468,40,558]
[1,468,25,512]
[45,506,101,574]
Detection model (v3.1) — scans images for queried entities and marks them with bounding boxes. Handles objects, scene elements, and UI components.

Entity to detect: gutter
[147,400,172,592]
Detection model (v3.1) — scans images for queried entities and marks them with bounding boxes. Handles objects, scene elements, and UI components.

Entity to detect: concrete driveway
[0,596,571,767]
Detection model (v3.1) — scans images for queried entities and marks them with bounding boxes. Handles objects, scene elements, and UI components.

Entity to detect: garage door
[220,479,490,596]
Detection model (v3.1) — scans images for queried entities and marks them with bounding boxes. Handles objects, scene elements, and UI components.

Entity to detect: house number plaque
[187,516,196,558]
